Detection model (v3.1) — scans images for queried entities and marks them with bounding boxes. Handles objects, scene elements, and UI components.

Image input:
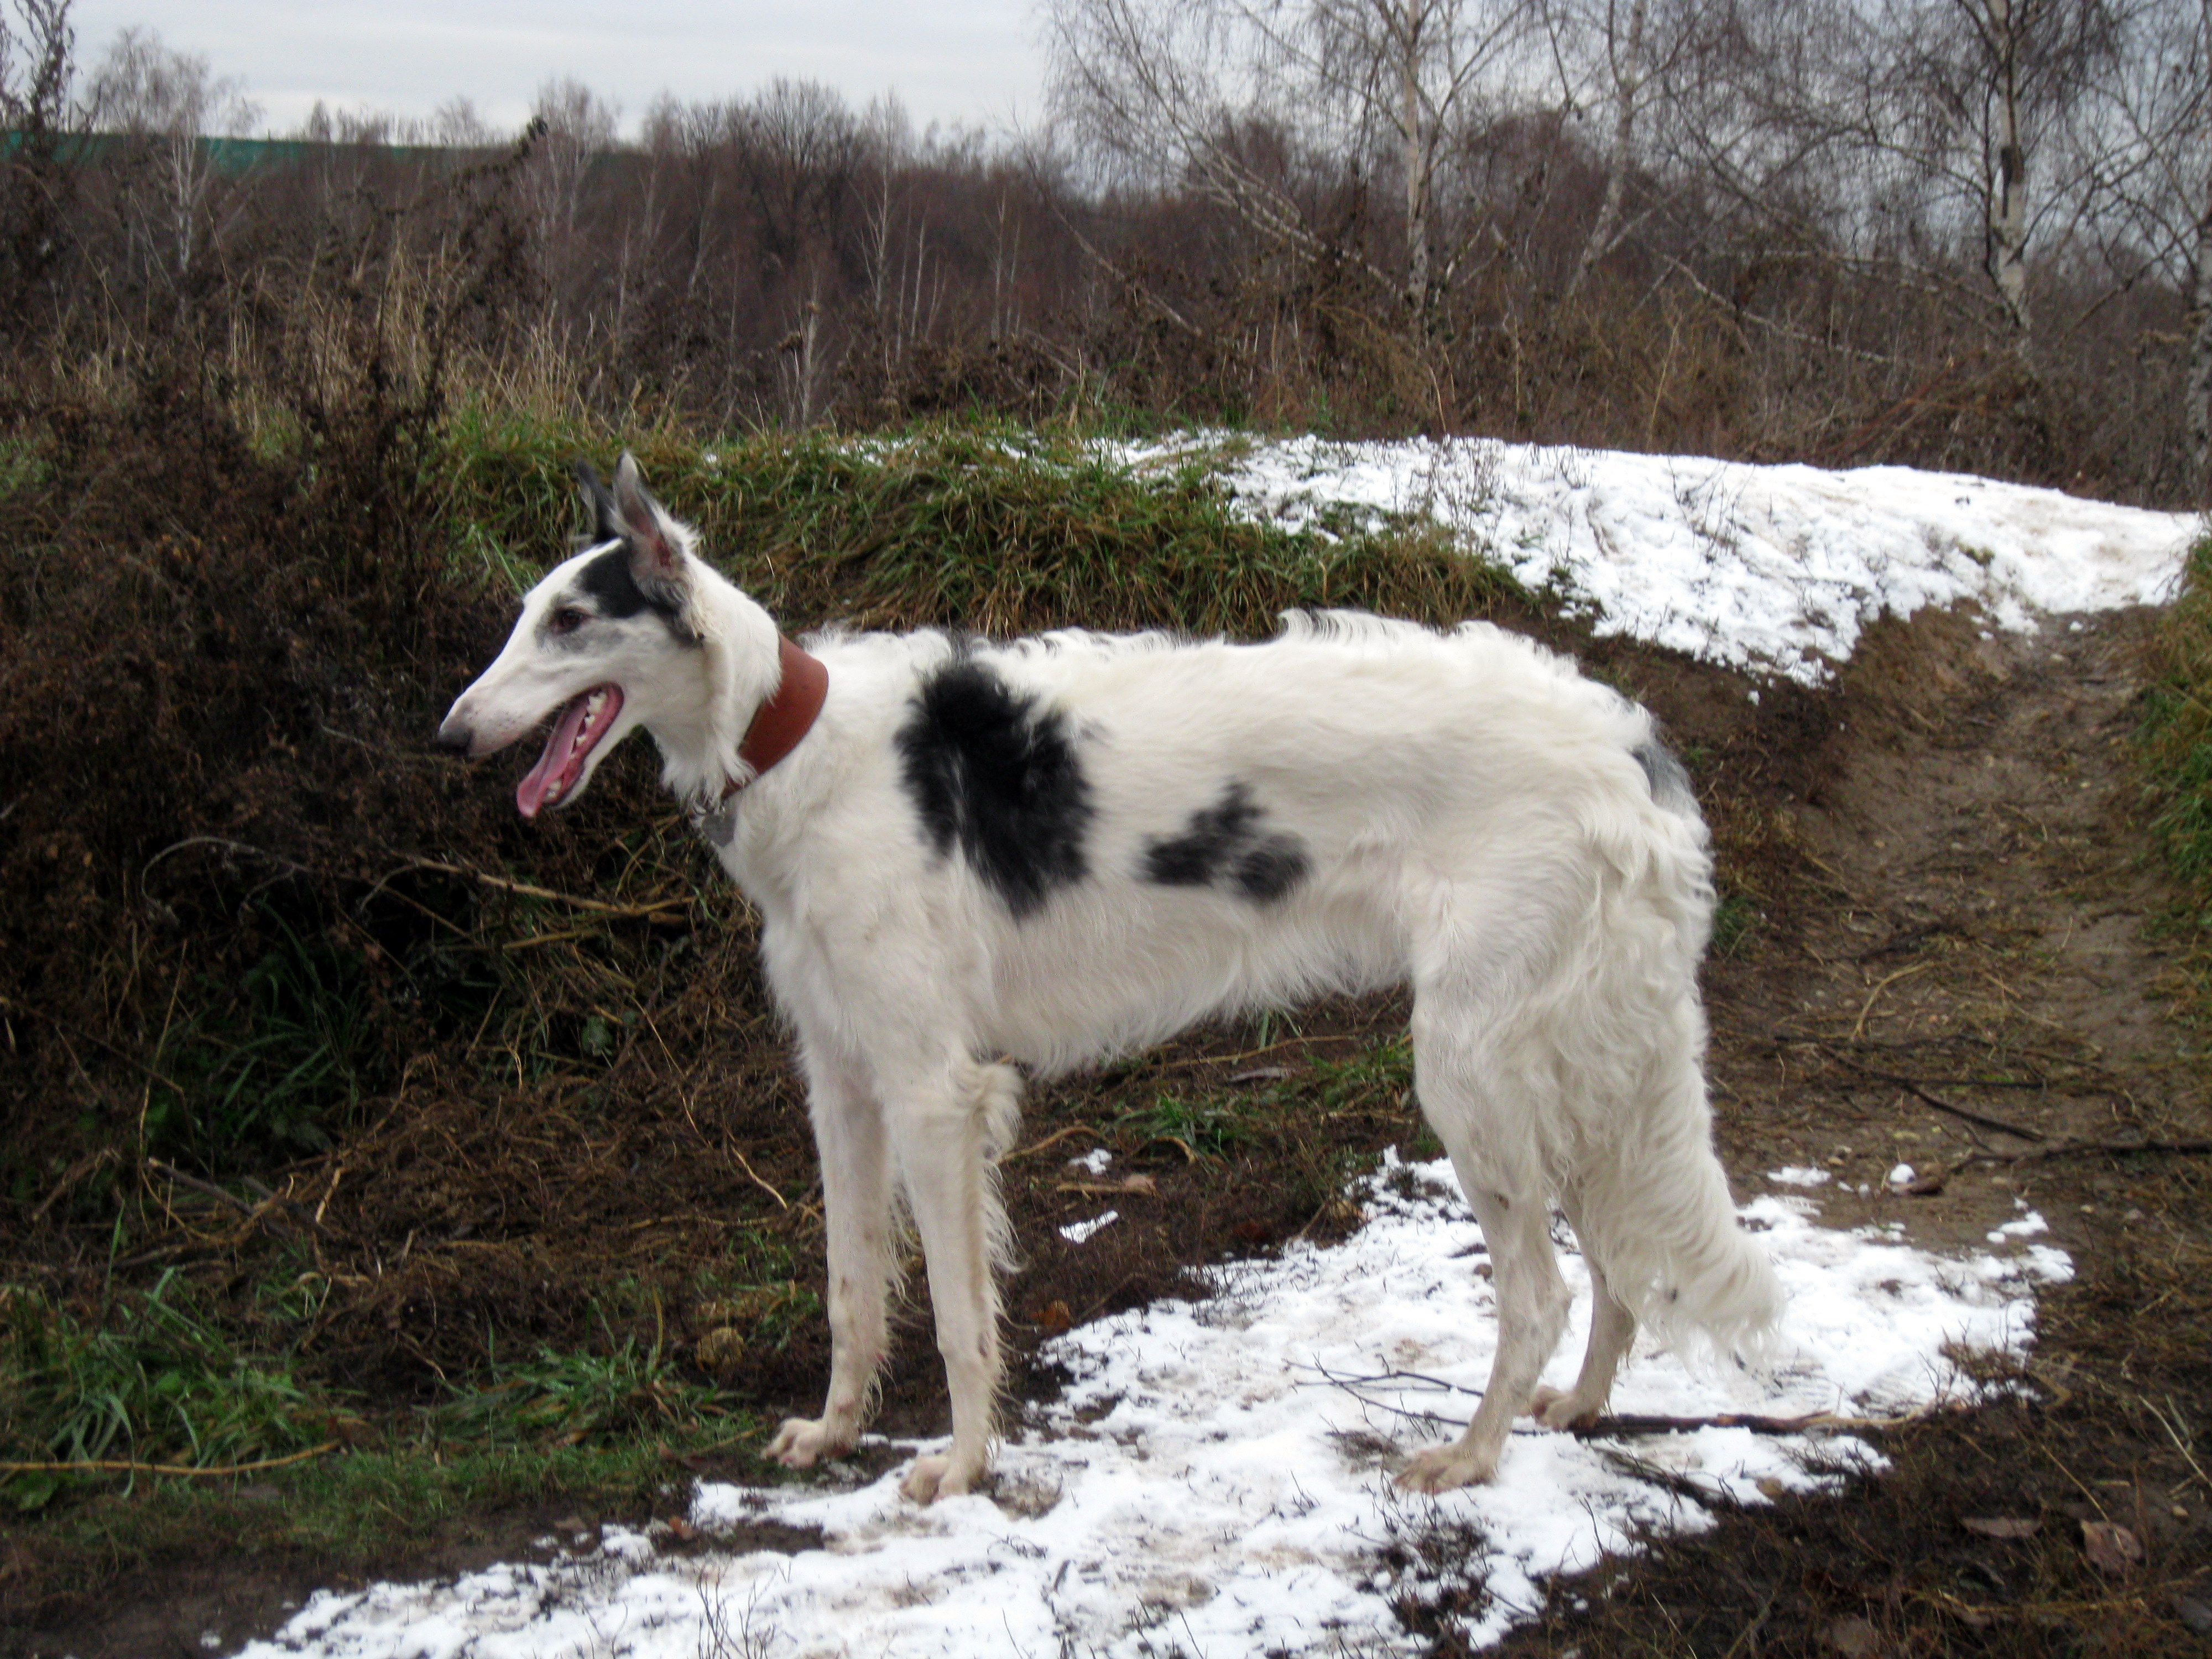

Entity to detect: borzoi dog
[439,455,1783,1504]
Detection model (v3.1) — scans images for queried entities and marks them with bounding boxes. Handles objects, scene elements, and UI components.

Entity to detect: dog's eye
[549,606,589,634]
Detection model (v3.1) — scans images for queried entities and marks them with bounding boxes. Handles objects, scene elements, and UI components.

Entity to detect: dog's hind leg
[767,1050,895,1471]
[1531,1192,1636,1431]
[1399,1171,1569,1491]
[1397,962,1574,1492]
[885,1056,1015,1504]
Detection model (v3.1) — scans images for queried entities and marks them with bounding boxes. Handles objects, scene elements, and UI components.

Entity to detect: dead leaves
[2079,1519,2145,1577]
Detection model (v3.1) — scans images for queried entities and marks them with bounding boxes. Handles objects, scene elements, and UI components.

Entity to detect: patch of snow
[236,1157,2068,1659]
[1110,435,2198,684]
[1060,1209,1119,1244]
[1767,1166,1833,1187]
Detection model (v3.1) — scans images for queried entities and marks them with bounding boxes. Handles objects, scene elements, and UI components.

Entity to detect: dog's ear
[609,453,693,611]
[576,460,623,547]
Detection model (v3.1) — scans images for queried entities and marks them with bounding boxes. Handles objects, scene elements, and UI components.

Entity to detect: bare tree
[427,96,497,148]
[2088,0,2212,491]
[1547,0,1726,298]
[1046,0,1550,319]
[1876,0,2122,350]
[80,27,259,291]
[0,0,77,324]
[526,75,617,247]
[0,0,71,129]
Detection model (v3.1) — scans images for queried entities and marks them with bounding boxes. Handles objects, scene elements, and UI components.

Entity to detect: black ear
[576,460,623,546]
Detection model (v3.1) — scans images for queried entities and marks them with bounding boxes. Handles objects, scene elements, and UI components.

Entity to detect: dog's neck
[645,572,825,817]
[728,635,828,796]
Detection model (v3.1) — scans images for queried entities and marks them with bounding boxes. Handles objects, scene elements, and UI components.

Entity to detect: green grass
[2,1272,327,1512]
[435,1332,726,1449]
[1119,1091,1250,1160]
[8,1411,769,1598]
[2140,531,2212,1001]
[140,902,380,1171]
[433,420,1526,639]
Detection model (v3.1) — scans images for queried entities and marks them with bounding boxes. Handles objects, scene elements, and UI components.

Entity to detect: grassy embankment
[0,403,1514,1606]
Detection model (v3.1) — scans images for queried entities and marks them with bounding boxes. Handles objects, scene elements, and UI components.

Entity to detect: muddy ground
[10,602,2211,1657]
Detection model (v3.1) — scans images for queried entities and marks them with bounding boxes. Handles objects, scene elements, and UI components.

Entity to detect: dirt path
[1703,607,2205,1248]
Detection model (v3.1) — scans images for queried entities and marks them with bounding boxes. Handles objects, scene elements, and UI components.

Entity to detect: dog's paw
[1530,1384,1603,1432]
[765,1416,853,1469]
[899,1450,986,1505]
[1395,1443,1498,1493]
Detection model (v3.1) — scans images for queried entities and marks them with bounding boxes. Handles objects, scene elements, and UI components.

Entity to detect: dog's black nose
[436,720,473,755]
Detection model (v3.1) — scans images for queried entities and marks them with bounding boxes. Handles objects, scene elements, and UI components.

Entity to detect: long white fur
[440,456,1785,1505]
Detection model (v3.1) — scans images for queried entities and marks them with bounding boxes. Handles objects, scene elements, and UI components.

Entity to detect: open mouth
[515,685,624,818]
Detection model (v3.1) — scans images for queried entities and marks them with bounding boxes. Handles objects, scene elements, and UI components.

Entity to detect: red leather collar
[729,636,827,794]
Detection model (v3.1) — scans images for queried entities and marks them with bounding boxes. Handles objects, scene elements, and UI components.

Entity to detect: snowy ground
[1114,434,2195,684]
[232,441,2197,1658]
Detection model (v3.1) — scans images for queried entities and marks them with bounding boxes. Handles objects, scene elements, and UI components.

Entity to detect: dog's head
[439,453,707,818]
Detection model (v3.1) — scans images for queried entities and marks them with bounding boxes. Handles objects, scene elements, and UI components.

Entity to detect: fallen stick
[1,1441,342,1480]
[1817,1045,2046,1142]
[1572,1407,1926,1438]
[1954,1136,2212,1169]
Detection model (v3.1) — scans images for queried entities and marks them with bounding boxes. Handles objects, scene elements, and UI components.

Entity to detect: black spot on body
[896,657,1092,919]
[1143,787,1262,886]
[1233,838,1309,903]
[1143,782,1310,904]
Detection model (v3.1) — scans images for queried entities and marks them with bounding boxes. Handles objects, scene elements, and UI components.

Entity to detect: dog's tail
[1559,749,1785,1365]
[1570,1040,1785,1365]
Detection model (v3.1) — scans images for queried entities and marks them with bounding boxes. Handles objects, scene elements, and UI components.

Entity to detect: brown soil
[9,604,2210,1658]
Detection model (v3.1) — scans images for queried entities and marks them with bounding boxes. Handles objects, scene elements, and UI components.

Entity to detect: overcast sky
[66,1,1052,140]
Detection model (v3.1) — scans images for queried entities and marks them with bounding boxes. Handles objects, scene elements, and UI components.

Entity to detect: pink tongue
[516,694,592,818]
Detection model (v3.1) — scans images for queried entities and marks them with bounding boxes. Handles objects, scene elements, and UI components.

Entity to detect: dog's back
[769,614,1706,1076]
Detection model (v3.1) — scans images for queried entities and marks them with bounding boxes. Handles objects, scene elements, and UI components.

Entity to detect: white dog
[440,455,1783,1504]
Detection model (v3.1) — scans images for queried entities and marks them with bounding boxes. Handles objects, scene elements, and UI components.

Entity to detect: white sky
[67,1,1051,140]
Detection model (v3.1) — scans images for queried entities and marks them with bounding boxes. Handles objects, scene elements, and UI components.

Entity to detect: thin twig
[1953,1136,2212,1169]
[1850,961,1932,1040]
[1003,1123,1108,1164]
[145,1158,331,1237]
[728,1147,791,1211]
[1,1441,342,1479]
[142,836,316,888]
[1818,1045,2046,1142]
[1572,1407,1926,1438]
[368,858,690,920]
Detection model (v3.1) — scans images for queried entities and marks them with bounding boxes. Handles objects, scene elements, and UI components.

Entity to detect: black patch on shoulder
[895,657,1093,919]
[1142,782,1310,904]
[1634,738,1695,812]
[1232,836,1310,903]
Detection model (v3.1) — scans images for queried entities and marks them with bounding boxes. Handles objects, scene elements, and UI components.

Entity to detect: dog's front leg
[886,1063,1004,1504]
[767,1058,894,1471]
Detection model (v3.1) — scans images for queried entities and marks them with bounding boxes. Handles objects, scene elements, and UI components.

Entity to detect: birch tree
[2090,0,2212,490]
[80,27,258,291]
[1046,0,1548,319]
